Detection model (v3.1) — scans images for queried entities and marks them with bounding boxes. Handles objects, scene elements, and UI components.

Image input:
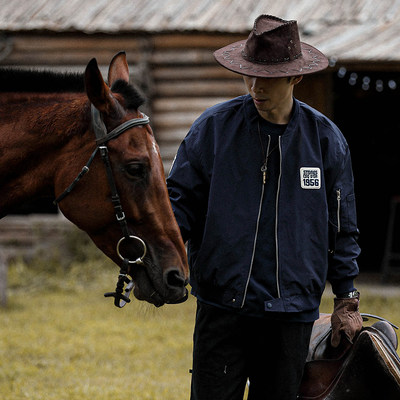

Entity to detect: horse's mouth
[130,262,188,307]
[143,286,189,307]
[133,283,188,307]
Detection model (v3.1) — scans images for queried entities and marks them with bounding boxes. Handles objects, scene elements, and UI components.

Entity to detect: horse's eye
[124,163,147,181]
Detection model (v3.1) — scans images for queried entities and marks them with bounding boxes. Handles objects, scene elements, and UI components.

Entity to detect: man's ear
[291,75,303,85]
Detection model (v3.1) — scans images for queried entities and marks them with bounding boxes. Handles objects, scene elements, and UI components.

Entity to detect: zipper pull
[336,189,341,233]
[261,163,267,184]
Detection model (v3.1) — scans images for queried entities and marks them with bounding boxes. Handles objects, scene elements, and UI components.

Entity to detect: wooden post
[0,248,7,307]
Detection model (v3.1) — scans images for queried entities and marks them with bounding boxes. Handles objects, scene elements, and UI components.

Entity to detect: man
[167,14,363,400]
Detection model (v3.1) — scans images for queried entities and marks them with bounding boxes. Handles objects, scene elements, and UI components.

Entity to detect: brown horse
[0,52,188,307]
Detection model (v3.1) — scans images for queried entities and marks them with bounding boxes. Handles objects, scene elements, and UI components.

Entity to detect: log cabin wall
[151,33,245,172]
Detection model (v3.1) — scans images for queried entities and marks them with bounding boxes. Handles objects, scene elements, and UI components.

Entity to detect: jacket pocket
[343,193,358,231]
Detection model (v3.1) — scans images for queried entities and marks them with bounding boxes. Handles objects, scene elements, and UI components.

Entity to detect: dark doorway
[333,70,400,271]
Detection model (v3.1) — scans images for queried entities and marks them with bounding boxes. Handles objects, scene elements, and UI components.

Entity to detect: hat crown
[213,13,328,78]
[242,15,302,65]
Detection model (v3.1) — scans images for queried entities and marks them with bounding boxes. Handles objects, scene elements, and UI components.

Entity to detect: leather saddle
[298,313,400,400]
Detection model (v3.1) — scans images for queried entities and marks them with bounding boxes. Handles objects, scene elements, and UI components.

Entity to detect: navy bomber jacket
[167,94,360,318]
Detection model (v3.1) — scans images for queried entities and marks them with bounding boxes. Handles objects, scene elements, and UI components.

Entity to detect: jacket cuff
[331,279,356,296]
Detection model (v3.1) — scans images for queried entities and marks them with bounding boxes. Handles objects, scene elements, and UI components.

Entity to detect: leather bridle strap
[96,117,150,144]
[91,105,151,308]
[55,103,150,237]
[91,104,149,145]
[54,106,150,206]
[98,144,130,239]
[54,103,151,308]
[53,147,99,205]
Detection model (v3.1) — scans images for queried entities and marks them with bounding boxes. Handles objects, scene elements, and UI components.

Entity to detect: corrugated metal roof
[1,0,400,61]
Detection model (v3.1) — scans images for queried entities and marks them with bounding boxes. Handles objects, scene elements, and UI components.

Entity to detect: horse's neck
[0,92,90,216]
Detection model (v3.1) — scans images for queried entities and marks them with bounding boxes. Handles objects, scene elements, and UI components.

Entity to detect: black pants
[190,301,313,400]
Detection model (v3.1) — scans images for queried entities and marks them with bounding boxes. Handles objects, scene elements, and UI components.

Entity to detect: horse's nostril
[165,269,186,289]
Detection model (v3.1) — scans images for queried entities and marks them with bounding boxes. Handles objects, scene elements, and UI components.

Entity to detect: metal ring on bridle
[116,235,147,264]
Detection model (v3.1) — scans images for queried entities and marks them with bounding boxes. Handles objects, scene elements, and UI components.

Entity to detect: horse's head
[55,52,188,307]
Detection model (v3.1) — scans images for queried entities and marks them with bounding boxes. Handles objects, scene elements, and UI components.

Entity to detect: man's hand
[331,295,363,348]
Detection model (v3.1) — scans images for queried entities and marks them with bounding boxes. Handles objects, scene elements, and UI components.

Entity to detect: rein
[54,104,150,308]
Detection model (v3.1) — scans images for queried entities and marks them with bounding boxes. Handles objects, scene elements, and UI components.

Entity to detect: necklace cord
[257,120,279,184]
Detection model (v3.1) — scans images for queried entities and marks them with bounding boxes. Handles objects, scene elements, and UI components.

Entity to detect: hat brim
[213,40,328,78]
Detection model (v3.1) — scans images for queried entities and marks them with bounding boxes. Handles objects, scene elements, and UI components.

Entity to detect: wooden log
[2,50,144,66]
[153,34,245,49]
[0,34,147,65]
[155,80,244,97]
[153,97,229,112]
[153,110,202,129]
[150,49,215,65]
[5,34,144,52]
[155,127,188,142]
[153,65,239,80]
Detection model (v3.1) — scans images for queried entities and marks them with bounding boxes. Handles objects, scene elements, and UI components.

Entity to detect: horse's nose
[164,268,187,290]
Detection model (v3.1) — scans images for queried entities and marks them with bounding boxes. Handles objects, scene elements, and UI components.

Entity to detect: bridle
[54,104,151,308]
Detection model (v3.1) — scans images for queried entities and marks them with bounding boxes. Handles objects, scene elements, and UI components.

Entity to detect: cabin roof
[1,0,400,62]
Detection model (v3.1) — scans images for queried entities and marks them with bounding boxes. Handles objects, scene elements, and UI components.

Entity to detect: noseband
[54,104,150,308]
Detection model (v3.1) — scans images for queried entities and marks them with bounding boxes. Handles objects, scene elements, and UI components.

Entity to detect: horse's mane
[0,68,145,109]
[0,68,85,93]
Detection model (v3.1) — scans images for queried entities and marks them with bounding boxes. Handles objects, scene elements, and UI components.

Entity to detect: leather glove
[331,296,363,348]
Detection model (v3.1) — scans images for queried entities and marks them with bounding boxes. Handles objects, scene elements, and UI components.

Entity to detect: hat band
[241,49,302,65]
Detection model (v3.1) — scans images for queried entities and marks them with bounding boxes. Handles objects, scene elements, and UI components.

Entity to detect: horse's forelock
[110,79,145,111]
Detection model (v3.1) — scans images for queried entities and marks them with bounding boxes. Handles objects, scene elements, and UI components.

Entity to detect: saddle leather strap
[361,313,399,330]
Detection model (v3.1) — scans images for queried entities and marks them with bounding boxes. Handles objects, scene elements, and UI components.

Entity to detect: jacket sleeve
[327,145,360,295]
[166,131,209,243]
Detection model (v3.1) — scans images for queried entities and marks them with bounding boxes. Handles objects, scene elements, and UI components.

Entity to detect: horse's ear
[85,57,113,112]
[108,51,130,86]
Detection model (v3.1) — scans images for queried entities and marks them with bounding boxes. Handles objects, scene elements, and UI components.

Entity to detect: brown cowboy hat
[214,15,328,78]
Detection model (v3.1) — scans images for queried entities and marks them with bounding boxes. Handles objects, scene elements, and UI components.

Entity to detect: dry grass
[1,254,399,400]
[1,259,195,400]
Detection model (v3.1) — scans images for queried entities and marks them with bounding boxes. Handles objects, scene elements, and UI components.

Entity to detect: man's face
[243,76,300,122]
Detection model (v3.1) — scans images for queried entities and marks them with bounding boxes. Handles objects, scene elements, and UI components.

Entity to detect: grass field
[1,247,400,400]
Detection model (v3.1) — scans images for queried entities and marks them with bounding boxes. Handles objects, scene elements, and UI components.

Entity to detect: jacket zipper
[241,135,271,308]
[336,189,341,233]
[241,136,284,307]
[274,137,282,298]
